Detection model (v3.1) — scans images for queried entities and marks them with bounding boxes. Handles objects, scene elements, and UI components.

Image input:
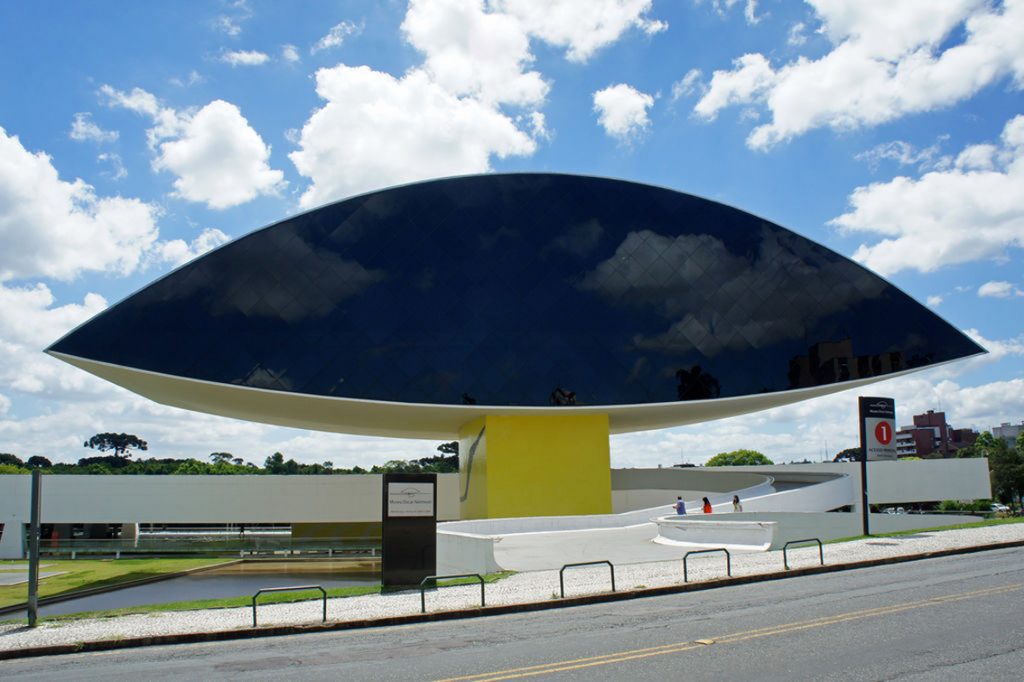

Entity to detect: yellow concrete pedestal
[457,414,612,519]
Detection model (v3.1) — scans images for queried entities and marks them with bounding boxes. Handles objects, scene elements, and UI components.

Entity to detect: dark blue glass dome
[49,173,983,411]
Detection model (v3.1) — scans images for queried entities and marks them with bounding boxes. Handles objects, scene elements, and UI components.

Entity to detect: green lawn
[0,557,232,609]
[825,515,1024,545]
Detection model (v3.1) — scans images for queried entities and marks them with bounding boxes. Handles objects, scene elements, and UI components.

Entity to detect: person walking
[673,496,687,515]
[732,494,743,512]
[702,497,712,514]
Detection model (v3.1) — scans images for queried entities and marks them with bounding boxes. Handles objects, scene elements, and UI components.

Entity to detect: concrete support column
[458,414,612,519]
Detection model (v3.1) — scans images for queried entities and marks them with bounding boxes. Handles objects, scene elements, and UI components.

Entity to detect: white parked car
[991,503,1010,513]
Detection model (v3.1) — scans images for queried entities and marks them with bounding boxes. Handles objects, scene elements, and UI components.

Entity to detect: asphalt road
[5,547,1024,681]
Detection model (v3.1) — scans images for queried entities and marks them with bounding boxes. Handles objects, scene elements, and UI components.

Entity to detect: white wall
[0,474,461,558]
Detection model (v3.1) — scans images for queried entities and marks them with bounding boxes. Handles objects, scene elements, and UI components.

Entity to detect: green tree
[0,453,24,467]
[208,452,233,464]
[833,447,860,462]
[84,433,148,460]
[26,455,52,468]
[706,449,774,466]
[0,463,29,474]
[989,434,1024,505]
[264,452,286,474]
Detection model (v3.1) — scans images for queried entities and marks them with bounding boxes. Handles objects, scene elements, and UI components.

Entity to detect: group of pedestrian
[672,494,743,515]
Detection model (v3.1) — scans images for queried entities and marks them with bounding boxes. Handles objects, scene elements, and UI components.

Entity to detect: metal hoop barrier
[683,548,731,583]
[782,538,824,570]
[252,584,327,627]
[559,560,616,598]
[419,573,486,614]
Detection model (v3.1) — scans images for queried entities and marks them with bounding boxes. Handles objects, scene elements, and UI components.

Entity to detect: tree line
[0,433,459,476]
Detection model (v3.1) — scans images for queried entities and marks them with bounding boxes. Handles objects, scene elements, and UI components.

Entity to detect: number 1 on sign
[874,421,892,445]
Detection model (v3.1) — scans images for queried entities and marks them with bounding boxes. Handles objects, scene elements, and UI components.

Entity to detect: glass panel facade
[49,174,983,407]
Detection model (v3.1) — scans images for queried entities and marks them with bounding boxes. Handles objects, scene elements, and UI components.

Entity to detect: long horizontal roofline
[49,352,977,439]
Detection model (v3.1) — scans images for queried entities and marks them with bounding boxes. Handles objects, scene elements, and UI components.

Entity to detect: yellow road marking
[438,582,1023,682]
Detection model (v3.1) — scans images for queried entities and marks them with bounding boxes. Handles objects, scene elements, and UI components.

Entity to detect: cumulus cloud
[833,115,1024,276]
[402,0,548,106]
[289,65,535,208]
[281,44,300,63]
[494,0,666,63]
[290,0,664,207]
[0,282,109,398]
[0,127,160,282]
[978,280,1023,298]
[671,68,704,101]
[102,86,285,209]
[311,20,363,53]
[220,49,270,66]
[926,295,943,308]
[97,152,127,180]
[699,0,761,25]
[153,100,285,209]
[156,227,231,266]
[593,83,655,140]
[855,138,951,173]
[695,0,1024,149]
[69,113,118,143]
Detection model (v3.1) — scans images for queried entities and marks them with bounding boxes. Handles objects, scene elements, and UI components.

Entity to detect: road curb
[3,539,1023,661]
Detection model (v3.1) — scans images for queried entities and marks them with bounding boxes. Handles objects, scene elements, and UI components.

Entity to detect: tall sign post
[27,469,42,627]
[858,396,897,537]
[381,473,437,589]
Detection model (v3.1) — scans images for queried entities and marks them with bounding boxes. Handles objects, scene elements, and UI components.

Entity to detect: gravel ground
[1,523,1022,653]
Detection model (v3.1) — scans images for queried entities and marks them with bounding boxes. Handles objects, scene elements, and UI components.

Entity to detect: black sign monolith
[381,473,437,588]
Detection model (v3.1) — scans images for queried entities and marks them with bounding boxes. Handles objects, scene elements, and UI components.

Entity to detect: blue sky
[1,0,1022,467]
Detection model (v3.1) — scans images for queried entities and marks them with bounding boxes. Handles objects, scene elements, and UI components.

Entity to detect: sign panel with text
[381,473,437,588]
[860,397,897,461]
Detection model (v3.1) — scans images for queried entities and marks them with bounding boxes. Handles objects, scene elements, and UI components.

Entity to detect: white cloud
[0,282,109,398]
[220,49,270,66]
[978,280,1023,298]
[855,138,951,172]
[212,1,251,37]
[311,20,363,54]
[611,371,1024,467]
[495,0,666,63]
[69,113,118,143]
[102,86,285,210]
[696,0,1024,149]
[155,227,231,266]
[593,83,655,140]
[170,70,205,88]
[97,152,127,180]
[290,0,663,207]
[787,21,807,47]
[671,68,704,101]
[699,0,761,25]
[281,44,300,63]
[289,64,536,208]
[402,0,548,107]
[926,294,943,308]
[833,114,1024,276]
[0,126,160,282]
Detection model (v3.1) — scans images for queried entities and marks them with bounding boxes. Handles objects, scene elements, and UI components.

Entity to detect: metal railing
[251,584,327,627]
[559,560,616,598]
[419,574,485,613]
[783,538,824,570]
[683,548,731,583]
